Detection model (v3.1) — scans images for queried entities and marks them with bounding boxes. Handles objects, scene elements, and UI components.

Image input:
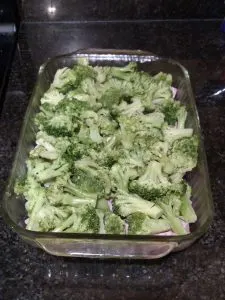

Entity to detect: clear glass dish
[1,49,214,259]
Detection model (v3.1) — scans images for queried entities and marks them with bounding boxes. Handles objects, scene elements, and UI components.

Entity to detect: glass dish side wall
[1,49,213,259]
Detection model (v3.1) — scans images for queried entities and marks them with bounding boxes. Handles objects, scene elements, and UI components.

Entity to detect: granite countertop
[1,20,225,299]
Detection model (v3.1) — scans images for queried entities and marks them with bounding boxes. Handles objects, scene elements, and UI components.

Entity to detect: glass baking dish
[1,49,214,259]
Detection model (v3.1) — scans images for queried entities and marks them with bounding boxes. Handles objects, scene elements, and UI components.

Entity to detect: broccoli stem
[147,219,171,234]
[26,196,46,230]
[96,209,106,234]
[64,184,97,199]
[159,202,187,235]
[53,214,75,232]
[37,164,68,182]
[180,186,197,223]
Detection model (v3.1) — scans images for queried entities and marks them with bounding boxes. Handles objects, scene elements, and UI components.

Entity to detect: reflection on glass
[48,6,56,14]
[47,1,56,15]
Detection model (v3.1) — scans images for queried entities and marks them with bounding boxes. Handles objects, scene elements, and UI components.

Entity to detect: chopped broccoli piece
[127,212,171,235]
[113,191,163,219]
[104,212,126,234]
[163,136,199,176]
[180,183,197,223]
[54,204,100,233]
[163,127,193,144]
[129,161,171,201]
[156,193,188,235]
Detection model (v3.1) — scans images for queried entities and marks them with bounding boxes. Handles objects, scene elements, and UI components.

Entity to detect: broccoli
[47,192,96,207]
[153,72,172,85]
[81,110,103,144]
[156,193,188,235]
[28,205,72,231]
[127,212,171,235]
[15,60,198,236]
[113,191,163,219]
[54,204,100,233]
[110,62,137,80]
[112,98,144,117]
[62,141,89,163]
[110,163,138,192]
[27,158,69,183]
[180,183,197,223]
[118,148,145,172]
[89,135,122,168]
[30,141,59,160]
[94,66,111,83]
[99,88,123,109]
[73,157,111,194]
[54,98,90,118]
[163,136,199,176]
[98,114,118,137]
[104,212,126,234]
[52,67,77,90]
[128,161,171,201]
[46,176,97,206]
[40,88,65,106]
[163,127,193,144]
[161,100,182,125]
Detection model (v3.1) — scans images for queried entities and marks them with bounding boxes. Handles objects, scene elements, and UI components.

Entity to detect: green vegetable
[15,59,198,235]
[127,212,171,235]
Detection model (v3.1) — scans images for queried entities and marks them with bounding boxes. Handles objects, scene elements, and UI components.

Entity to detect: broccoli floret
[156,193,188,235]
[43,114,74,137]
[48,191,96,207]
[118,148,145,172]
[30,145,58,161]
[23,180,48,230]
[161,100,182,125]
[113,191,163,219]
[46,175,97,206]
[69,169,105,196]
[153,72,172,85]
[163,127,193,144]
[40,88,65,106]
[94,66,111,83]
[88,135,122,168]
[104,212,126,234]
[180,183,197,223]
[149,141,169,161]
[14,177,27,195]
[52,67,77,90]
[110,62,137,80]
[53,204,100,233]
[29,205,71,231]
[35,132,71,156]
[98,88,123,109]
[27,158,69,183]
[110,163,138,192]
[112,97,144,117]
[97,109,118,136]
[163,136,199,176]
[72,158,111,194]
[129,161,171,201]
[30,136,66,161]
[55,98,90,118]
[81,110,103,144]
[62,142,88,162]
[127,212,171,235]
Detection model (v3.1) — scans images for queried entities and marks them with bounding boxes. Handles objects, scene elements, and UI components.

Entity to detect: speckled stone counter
[1,21,225,299]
